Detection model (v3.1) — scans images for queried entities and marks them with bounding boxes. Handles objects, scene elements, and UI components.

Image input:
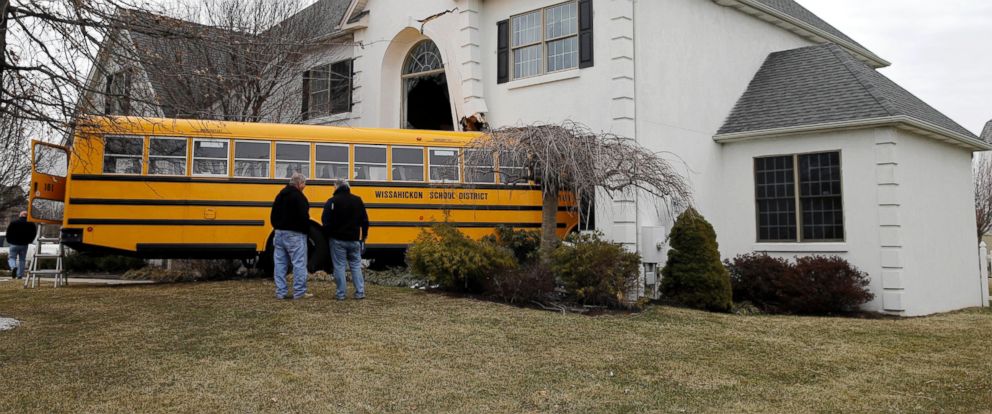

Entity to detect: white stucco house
[89,0,992,316]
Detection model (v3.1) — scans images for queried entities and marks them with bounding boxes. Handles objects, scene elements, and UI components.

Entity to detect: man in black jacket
[321,179,370,300]
[270,173,311,300]
[5,211,37,279]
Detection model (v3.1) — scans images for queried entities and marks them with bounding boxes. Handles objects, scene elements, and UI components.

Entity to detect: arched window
[402,40,452,131]
[404,40,444,75]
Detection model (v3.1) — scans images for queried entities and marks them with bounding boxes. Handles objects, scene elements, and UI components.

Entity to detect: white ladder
[24,225,67,288]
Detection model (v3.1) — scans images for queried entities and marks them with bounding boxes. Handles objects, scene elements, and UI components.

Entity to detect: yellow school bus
[28,116,579,270]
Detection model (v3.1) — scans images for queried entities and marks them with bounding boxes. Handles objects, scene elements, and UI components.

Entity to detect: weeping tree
[467,121,693,250]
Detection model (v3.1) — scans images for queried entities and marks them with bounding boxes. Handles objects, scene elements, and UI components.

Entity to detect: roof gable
[717,44,984,148]
[714,0,888,68]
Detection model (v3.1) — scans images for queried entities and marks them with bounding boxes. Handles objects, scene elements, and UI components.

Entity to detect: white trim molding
[713,116,992,152]
[712,0,891,68]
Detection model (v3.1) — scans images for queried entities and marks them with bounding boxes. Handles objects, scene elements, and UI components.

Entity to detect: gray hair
[289,173,307,187]
[335,178,350,189]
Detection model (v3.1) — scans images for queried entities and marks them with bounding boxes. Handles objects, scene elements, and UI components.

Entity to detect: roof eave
[713,0,891,68]
[713,116,992,151]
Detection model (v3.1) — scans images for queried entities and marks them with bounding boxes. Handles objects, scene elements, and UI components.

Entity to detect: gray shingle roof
[717,43,977,139]
[752,0,870,52]
[282,0,352,39]
[983,121,992,142]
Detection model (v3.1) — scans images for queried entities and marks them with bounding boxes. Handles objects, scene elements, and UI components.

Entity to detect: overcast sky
[798,0,992,136]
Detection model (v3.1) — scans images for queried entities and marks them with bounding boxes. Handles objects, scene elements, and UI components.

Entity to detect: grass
[0,279,990,413]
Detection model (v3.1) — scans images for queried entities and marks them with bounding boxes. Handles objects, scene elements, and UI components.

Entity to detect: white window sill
[304,112,353,124]
[507,69,580,90]
[752,243,848,253]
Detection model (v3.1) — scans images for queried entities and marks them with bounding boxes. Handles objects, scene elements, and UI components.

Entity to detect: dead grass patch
[0,279,989,413]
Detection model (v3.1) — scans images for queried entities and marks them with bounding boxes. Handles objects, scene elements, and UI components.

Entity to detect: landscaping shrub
[484,262,556,304]
[481,226,542,264]
[406,223,516,293]
[726,252,802,313]
[726,253,874,314]
[64,252,145,274]
[660,209,733,312]
[0,253,8,270]
[550,232,640,308]
[792,256,873,314]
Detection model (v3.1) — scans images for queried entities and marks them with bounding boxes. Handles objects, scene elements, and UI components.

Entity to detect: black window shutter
[578,0,594,69]
[301,70,310,121]
[496,19,509,84]
[347,59,354,112]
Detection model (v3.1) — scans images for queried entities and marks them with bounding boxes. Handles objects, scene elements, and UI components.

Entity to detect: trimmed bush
[793,256,873,314]
[481,226,542,264]
[406,223,516,293]
[0,253,8,270]
[660,209,733,312]
[484,262,556,304]
[726,253,874,314]
[726,253,803,314]
[550,232,640,308]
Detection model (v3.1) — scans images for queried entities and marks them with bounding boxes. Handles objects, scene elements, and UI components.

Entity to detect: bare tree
[468,122,693,249]
[975,154,992,241]
[136,0,331,122]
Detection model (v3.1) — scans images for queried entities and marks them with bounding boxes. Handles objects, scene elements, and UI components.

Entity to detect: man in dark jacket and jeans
[270,173,311,300]
[6,211,37,279]
[321,179,370,300]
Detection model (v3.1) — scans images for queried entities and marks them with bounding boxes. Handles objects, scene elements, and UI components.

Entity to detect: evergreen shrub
[481,226,542,264]
[406,223,515,292]
[660,209,733,312]
[550,232,640,308]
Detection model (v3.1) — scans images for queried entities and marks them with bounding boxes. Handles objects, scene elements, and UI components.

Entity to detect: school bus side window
[354,145,387,180]
[498,151,527,185]
[316,144,349,179]
[103,135,143,174]
[193,139,229,176]
[276,142,310,178]
[234,140,270,178]
[392,146,424,182]
[429,148,460,183]
[148,137,187,176]
[465,149,495,183]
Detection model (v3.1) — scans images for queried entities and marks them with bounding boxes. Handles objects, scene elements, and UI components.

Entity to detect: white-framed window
[192,139,229,176]
[276,142,310,178]
[429,148,460,183]
[234,140,270,178]
[148,137,187,176]
[354,145,387,181]
[498,150,528,185]
[303,60,353,120]
[391,146,424,182]
[464,149,496,183]
[511,1,578,80]
[316,144,350,180]
[104,69,132,115]
[103,135,143,174]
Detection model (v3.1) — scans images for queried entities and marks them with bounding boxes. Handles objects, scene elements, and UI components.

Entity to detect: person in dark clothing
[321,179,370,300]
[269,173,311,300]
[5,211,37,279]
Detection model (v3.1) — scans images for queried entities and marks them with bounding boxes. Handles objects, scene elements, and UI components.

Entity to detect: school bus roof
[76,116,483,146]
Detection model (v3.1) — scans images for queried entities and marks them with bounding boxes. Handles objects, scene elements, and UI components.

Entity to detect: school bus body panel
[52,116,579,257]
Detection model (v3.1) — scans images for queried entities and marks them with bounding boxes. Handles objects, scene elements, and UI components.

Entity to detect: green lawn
[0,279,989,413]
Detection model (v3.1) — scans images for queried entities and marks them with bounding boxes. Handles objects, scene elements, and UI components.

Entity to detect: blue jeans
[8,245,27,278]
[273,230,308,299]
[331,239,364,299]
